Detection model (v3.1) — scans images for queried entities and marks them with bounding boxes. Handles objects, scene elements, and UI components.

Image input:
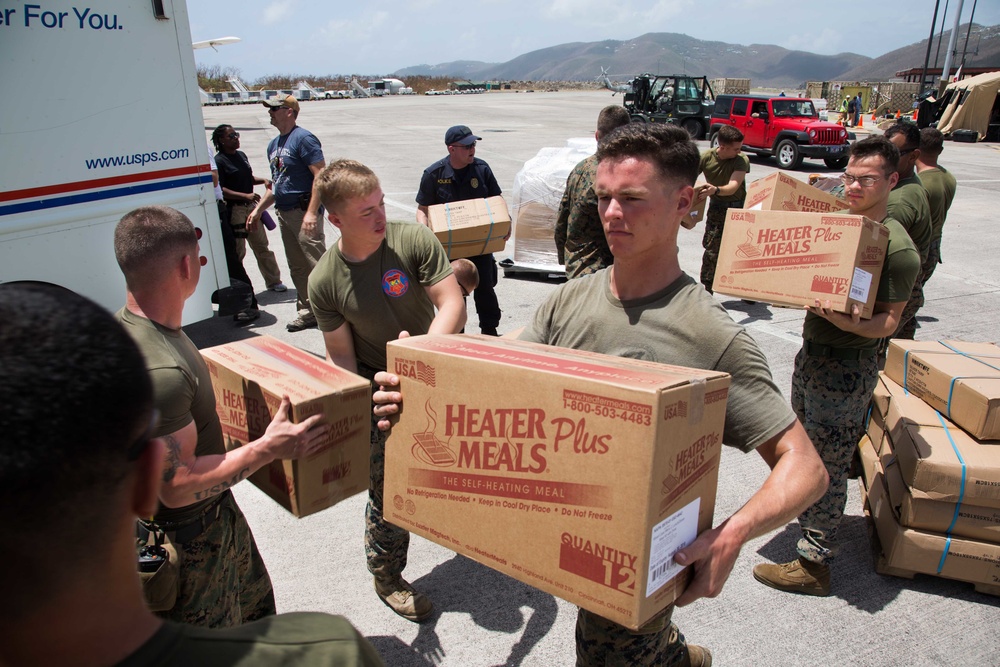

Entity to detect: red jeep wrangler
[709,94,850,170]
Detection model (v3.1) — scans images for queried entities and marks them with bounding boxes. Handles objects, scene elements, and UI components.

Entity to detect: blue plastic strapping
[444,204,454,253]
[935,411,966,573]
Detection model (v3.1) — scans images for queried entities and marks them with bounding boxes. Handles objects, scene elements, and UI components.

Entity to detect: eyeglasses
[898,147,916,156]
[840,173,882,188]
[127,409,160,461]
[268,106,287,114]
[227,132,240,139]
[450,142,476,149]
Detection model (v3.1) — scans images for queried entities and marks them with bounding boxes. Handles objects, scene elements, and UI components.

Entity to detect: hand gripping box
[427,196,511,260]
[744,172,848,213]
[876,372,1000,510]
[885,340,1000,440]
[384,334,730,630]
[201,335,372,518]
[712,210,888,317]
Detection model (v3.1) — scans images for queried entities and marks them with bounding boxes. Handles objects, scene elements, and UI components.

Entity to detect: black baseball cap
[445,125,481,146]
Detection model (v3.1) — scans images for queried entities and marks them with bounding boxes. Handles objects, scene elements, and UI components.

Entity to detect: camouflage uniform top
[887,174,932,262]
[699,149,749,204]
[554,154,613,279]
[918,166,957,244]
[116,612,384,665]
[802,215,920,349]
[116,307,224,524]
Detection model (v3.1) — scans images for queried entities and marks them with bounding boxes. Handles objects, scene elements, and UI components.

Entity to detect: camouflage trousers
[894,264,926,341]
[576,607,696,667]
[152,491,276,628]
[792,349,879,564]
[922,239,942,286]
[365,413,410,579]
[700,199,742,291]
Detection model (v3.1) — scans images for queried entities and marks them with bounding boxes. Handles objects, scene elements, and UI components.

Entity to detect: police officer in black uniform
[415,125,502,336]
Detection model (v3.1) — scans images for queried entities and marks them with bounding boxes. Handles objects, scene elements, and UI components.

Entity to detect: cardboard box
[428,196,511,260]
[877,373,1000,509]
[712,210,888,317]
[865,468,1000,593]
[682,193,707,230]
[744,172,848,213]
[884,340,1000,440]
[201,336,372,518]
[384,334,731,629]
[863,410,1000,543]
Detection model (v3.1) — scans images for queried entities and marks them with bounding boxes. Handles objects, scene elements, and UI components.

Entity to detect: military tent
[936,70,1000,141]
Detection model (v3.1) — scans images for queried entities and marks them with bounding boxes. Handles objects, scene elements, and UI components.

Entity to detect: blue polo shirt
[416,156,502,206]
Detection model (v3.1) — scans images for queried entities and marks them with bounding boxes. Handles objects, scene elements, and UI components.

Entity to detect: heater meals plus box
[383,334,730,629]
[712,210,888,317]
[201,335,372,518]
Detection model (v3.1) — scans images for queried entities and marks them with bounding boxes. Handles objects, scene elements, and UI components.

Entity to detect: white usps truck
[0,0,227,322]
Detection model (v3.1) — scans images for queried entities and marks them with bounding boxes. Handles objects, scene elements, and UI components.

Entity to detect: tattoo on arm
[192,467,252,501]
[161,434,188,484]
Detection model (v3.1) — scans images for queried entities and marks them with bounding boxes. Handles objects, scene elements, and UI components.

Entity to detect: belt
[137,491,230,544]
[803,341,877,361]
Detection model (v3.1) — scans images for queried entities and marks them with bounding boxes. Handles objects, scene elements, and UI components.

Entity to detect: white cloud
[262,0,296,25]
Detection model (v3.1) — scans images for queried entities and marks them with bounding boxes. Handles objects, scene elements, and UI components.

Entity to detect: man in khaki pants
[212,124,286,294]
[250,95,327,332]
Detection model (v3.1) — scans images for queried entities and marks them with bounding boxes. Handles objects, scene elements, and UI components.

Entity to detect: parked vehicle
[1,0,227,322]
[710,94,851,170]
[623,74,715,139]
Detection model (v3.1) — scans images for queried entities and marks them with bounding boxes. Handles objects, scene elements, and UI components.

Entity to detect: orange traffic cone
[857,113,863,128]
[871,111,877,122]
[895,110,901,119]
[914,108,919,122]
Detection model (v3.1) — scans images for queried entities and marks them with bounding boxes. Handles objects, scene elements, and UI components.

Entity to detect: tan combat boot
[685,643,713,667]
[374,576,434,622]
[752,557,831,596]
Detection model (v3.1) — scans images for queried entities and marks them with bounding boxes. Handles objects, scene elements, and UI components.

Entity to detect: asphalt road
[190,91,1000,666]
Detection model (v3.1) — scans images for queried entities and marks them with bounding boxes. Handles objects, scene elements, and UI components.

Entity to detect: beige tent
[937,70,1000,140]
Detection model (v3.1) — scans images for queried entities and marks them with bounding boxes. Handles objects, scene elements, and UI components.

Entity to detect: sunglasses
[227,132,240,139]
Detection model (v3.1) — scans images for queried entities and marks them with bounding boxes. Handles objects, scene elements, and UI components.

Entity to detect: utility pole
[919,0,942,96]
[939,0,965,94]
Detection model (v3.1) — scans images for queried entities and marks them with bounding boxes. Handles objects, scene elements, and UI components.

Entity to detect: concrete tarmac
[193,91,1000,666]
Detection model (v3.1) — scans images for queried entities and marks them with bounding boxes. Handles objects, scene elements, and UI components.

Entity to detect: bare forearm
[158,434,273,508]
[428,300,467,334]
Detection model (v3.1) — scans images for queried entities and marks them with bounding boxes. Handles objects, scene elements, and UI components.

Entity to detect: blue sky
[188,1,999,81]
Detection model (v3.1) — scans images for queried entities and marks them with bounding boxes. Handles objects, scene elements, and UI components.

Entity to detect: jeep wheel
[824,156,849,169]
[682,118,704,140]
[630,114,648,124]
[775,139,803,169]
[709,132,719,149]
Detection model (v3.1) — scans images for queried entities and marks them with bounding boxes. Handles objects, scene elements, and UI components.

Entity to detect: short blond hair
[315,159,381,213]
[450,258,479,294]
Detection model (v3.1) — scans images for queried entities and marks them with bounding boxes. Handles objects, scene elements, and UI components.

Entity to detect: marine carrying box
[427,196,512,260]
[712,210,888,316]
[874,372,1000,510]
[201,335,372,518]
[383,334,731,630]
[744,172,848,213]
[884,340,1000,440]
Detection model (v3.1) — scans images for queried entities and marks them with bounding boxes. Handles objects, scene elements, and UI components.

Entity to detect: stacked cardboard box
[383,334,731,629]
[201,335,372,518]
[743,172,848,214]
[860,347,1000,594]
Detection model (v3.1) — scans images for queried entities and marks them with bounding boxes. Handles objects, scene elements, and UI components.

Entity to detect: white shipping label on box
[646,497,700,597]
[850,267,873,302]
